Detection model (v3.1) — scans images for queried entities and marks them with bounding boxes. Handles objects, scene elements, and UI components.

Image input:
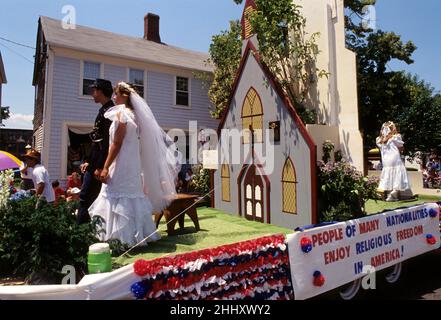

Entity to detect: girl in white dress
[376,121,411,202]
[89,82,180,246]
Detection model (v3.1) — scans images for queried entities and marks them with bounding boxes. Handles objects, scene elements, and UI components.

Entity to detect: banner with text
[287,203,440,300]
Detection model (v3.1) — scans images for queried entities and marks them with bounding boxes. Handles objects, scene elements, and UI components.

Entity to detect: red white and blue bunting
[130,235,293,300]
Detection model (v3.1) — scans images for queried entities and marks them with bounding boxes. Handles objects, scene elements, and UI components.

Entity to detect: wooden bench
[154,194,201,235]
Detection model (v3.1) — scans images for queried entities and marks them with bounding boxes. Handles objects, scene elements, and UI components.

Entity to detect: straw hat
[22,149,41,162]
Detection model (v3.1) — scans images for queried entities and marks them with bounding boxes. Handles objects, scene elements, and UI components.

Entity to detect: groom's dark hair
[90,79,113,98]
[101,86,113,99]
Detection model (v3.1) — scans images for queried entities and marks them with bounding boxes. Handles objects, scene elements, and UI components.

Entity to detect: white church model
[212,0,364,229]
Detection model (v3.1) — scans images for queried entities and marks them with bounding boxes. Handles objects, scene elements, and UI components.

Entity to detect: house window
[221,163,231,202]
[176,76,189,106]
[242,87,263,144]
[282,157,297,214]
[129,68,145,98]
[82,61,101,95]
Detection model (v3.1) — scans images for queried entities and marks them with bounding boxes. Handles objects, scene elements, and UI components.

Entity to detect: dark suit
[77,100,114,224]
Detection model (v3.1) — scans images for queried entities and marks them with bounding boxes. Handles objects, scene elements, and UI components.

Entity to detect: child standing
[376,122,411,202]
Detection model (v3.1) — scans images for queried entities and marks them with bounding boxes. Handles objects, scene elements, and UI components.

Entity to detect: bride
[89,82,180,246]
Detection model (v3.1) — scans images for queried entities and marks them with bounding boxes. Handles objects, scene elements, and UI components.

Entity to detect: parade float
[1,0,440,301]
[0,202,439,300]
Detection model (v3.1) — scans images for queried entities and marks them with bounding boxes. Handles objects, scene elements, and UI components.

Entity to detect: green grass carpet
[113,196,441,267]
[113,206,291,267]
[366,195,441,214]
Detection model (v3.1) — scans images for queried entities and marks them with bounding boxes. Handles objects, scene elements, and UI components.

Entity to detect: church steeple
[240,0,257,40]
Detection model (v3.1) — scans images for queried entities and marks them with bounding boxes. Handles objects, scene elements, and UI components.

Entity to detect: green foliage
[106,238,130,257]
[358,70,441,155]
[295,106,317,125]
[190,165,210,195]
[205,0,326,123]
[204,20,243,119]
[322,140,335,163]
[318,160,379,222]
[344,0,441,155]
[0,197,101,283]
[390,75,441,156]
[321,202,356,223]
[189,165,211,205]
[248,0,327,111]
[0,106,10,127]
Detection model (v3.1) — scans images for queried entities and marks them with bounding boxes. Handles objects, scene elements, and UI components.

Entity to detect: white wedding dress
[376,134,410,191]
[89,104,161,246]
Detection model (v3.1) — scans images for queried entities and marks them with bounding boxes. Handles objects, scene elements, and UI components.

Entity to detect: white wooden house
[0,51,6,118]
[32,14,217,183]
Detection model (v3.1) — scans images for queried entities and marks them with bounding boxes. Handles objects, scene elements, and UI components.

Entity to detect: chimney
[144,13,161,43]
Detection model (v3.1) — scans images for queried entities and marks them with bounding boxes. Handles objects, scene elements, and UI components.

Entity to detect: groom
[77,79,114,224]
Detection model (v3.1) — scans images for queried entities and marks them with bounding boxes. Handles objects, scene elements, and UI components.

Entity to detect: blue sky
[0,0,439,129]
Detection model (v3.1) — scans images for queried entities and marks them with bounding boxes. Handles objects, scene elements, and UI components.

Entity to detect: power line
[0,36,35,49]
[0,41,34,64]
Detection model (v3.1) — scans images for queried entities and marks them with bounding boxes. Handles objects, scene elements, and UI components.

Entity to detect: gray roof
[0,51,6,84]
[40,16,213,73]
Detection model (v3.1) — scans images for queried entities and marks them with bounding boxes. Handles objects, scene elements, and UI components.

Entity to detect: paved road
[318,249,441,300]
[365,249,441,300]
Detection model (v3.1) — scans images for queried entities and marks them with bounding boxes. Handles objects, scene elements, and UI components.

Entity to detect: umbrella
[0,151,22,171]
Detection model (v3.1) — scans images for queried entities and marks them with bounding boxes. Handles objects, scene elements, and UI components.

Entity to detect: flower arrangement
[318,160,380,222]
[322,140,335,163]
[0,169,14,209]
[131,235,293,300]
[190,164,210,196]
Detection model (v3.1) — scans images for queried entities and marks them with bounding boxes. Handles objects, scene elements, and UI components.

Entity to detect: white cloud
[2,113,33,130]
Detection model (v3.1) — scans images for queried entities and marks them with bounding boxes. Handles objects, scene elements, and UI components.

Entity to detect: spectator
[67,172,82,189]
[181,168,194,193]
[19,161,34,191]
[22,150,55,204]
[66,187,81,202]
[434,156,441,173]
[19,145,34,190]
[422,163,430,188]
[426,167,438,188]
[65,172,82,202]
[52,180,66,205]
[374,161,383,171]
[426,155,441,173]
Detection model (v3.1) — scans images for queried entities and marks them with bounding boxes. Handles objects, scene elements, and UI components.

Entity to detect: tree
[204,20,242,119]
[391,75,441,156]
[205,0,326,123]
[345,1,417,145]
[0,106,10,127]
[345,1,441,155]
[212,0,440,156]
[247,0,327,123]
